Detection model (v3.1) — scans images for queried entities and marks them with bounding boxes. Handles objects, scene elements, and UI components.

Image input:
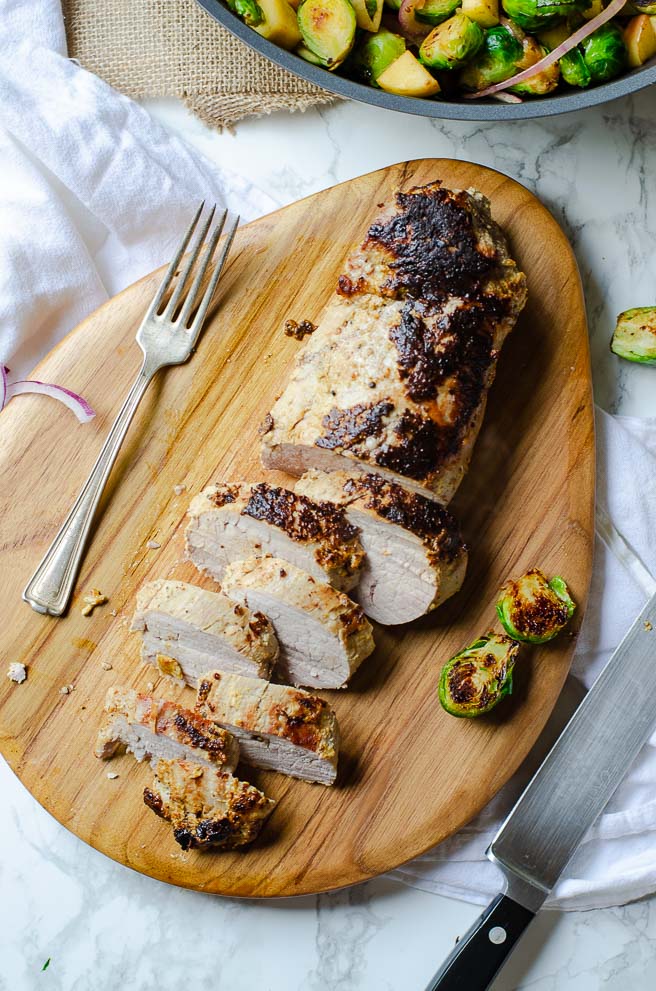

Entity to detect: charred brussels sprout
[497,569,575,644]
[298,0,357,65]
[501,0,586,32]
[611,307,656,365]
[420,12,485,68]
[352,29,407,83]
[439,633,519,718]
[580,22,627,82]
[459,24,522,89]
[228,0,264,26]
[509,37,560,92]
[416,0,462,25]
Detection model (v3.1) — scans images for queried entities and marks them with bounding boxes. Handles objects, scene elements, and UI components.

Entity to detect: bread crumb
[7,662,27,684]
[107,772,119,780]
[146,540,161,550]
[81,589,108,616]
[645,621,653,631]
[173,484,186,496]
[101,661,113,671]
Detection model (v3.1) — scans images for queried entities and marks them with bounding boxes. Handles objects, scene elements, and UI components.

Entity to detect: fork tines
[151,204,239,337]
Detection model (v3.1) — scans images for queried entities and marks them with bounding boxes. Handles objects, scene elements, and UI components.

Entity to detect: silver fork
[23,204,239,617]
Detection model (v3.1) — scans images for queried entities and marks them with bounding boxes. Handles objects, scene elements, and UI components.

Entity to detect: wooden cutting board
[0,160,594,898]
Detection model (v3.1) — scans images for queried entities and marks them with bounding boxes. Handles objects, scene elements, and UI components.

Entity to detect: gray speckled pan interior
[196,0,656,120]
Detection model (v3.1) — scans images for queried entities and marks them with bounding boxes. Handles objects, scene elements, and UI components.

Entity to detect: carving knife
[425,592,656,991]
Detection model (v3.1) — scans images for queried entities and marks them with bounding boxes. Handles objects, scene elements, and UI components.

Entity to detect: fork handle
[23,365,154,617]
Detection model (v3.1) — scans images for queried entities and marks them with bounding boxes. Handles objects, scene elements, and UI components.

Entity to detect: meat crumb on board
[284,318,317,341]
[7,662,27,684]
[81,589,108,616]
[146,540,161,550]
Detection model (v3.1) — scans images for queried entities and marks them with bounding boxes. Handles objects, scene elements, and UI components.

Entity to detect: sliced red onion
[491,91,523,103]
[464,0,626,99]
[4,379,96,423]
[398,0,432,45]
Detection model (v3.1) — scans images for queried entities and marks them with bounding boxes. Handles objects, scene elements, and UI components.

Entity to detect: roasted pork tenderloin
[94,686,239,771]
[261,182,527,503]
[132,579,278,685]
[144,758,275,850]
[196,669,340,785]
[186,481,364,591]
[221,556,375,689]
[296,469,468,624]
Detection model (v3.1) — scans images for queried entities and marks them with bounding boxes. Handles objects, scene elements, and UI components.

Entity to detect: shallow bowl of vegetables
[196,0,656,118]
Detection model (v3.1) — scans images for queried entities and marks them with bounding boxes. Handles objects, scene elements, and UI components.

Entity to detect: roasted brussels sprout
[351,28,407,82]
[228,0,264,26]
[624,13,656,67]
[416,0,462,25]
[420,12,485,68]
[459,23,522,88]
[298,0,357,64]
[254,0,302,47]
[611,307,656,365]
[296,41,331,64]
[461,0,500,26]
[439,633,519,718]
[377,49,442,94]
[497,569,575,644]
[509,37,560,92]
[501,0,586,31]
[580,22,628,82]
[559,46,592,85]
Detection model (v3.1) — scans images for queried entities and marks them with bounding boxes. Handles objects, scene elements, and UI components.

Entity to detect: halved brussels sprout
[296,41,332,64]
[459,23,522,88]
[377,50,442,95]
[624,14,656,67]
[416,0,462,25]
[509,37,560,92]
[419,12,485,68]
[228,0,265,26]
[501,0,586,31]
[254,0,302,48]
[461,0,500,27]
[439,633,519,718]
[297,0,357,64]
[559,45,592,85]
[497,569,575,644]
[580,22,628,82]
[611,307,656,364]
[351,28,407,83]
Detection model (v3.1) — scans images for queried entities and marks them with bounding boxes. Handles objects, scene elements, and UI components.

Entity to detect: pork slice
[144,758,275,850]
[132,579,278,685]
[221,557,375,690]
[185,481,364,592]
[196,669,339,785]
[94,686,239,771]
[261,182,527,503]
[295,470,468,624]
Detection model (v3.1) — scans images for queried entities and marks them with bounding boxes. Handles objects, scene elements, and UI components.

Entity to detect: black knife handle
[424,893,536,991]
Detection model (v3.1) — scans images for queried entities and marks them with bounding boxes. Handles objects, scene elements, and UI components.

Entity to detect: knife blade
[424,590,656,991]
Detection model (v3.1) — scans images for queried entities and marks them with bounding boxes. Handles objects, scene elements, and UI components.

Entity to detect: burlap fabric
[62,0,336,129]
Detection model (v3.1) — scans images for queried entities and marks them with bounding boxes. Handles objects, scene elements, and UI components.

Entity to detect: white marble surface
[3,90,656,989]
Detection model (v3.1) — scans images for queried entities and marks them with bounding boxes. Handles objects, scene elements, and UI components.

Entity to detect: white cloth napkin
[3,0,656,915]
[392,411,656,910]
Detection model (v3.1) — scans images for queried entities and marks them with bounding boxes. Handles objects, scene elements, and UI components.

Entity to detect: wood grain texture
[0,160,594,898]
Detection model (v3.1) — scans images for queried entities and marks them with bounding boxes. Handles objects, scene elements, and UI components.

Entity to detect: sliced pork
[261,182,527,503]
[296,469,468,624]
[94,686,239,771]
[221,557,375,689]
[144,758,275,850]
[185,481,364,592]
[132,578,278,685]
[196,670,339,785]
